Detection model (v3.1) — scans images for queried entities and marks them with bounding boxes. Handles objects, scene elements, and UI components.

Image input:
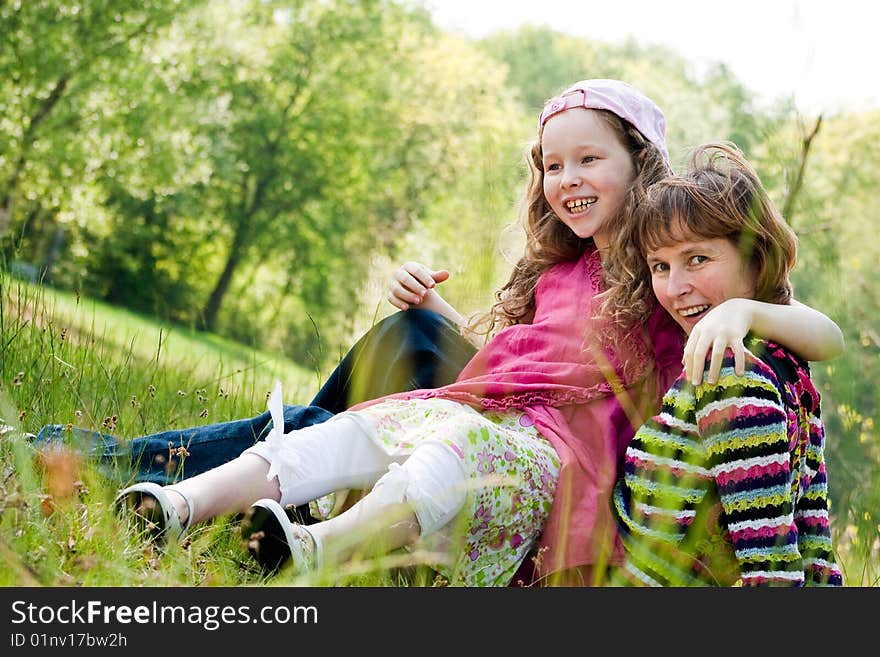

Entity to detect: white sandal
[114,482,194,544]
[242,498,323,576]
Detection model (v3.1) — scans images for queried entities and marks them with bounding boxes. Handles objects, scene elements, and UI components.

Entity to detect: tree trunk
[200,168,276,331]
[201,241,242,332]
[41,224,66,282]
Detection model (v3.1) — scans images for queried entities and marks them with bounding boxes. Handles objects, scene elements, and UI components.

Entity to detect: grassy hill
[0,274,421,586]
[0,273,875,587]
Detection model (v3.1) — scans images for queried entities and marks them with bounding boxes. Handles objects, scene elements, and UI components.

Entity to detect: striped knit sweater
[610,339,843,586]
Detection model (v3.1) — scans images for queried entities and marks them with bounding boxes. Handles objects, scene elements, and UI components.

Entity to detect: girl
[117,79,842,586]
[610,142,843,586]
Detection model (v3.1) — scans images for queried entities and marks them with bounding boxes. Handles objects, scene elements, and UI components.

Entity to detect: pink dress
[353,246,684,579]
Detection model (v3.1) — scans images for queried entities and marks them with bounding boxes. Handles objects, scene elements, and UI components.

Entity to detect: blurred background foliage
[1,0,877,579]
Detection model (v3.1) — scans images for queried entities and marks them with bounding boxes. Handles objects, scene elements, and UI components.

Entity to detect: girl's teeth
[566,198,596,211]
[680,305,709,317]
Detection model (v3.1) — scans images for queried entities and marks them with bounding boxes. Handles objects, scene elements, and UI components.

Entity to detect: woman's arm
[683,298,845,385]
[695,356,806,586]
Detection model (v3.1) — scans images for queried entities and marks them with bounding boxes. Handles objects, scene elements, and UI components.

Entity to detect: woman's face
[647,228,757,335]
[541,108,636,249]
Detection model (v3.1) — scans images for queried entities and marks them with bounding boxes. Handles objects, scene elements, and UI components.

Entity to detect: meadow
[1,272,875,587]
[3,0,878,589]
[0,274,446,587]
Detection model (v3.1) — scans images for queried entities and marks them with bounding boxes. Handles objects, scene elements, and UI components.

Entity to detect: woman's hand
[683,299,751,386]
[387,261,451,311]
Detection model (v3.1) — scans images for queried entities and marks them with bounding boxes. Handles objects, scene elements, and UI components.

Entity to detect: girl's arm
[684,298,845,385]
[387,261,466,327]
[387,262,486,349]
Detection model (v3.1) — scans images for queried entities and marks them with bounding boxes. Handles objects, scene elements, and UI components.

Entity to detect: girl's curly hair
[468,108,670,338]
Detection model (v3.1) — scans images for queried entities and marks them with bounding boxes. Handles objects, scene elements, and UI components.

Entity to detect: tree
[0,0,197,244]
[182,0,432,331]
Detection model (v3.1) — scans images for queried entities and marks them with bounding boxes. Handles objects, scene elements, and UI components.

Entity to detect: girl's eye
[688,255,708,266]
[582,156,596,164]
[545,163,561,171]
[650,262,668,274]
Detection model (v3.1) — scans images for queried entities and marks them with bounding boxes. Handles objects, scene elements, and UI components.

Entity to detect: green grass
[0,274,448,587]
[1,272,876,587]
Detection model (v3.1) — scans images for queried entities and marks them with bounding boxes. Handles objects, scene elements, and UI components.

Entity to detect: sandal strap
[115,482,187,543]
[248,499,321,575]
[167,486,196,534]
[296,524,323,572]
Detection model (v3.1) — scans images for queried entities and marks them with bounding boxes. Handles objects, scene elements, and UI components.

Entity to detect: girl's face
[647,229,757,335]
[541,108,636,249]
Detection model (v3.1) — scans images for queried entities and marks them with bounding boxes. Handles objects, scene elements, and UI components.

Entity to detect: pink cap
[538,79,669,164]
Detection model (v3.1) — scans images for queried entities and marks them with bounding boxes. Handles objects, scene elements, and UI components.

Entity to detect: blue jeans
[34,309,477,521]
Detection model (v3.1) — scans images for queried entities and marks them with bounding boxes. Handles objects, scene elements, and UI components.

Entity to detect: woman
[609,141,843,586]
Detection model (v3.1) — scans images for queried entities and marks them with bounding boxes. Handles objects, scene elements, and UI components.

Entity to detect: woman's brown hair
[635,141,797,306]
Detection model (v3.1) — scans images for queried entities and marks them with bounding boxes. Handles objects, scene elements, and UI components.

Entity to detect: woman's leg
[310,309,477,412]
[39,309,475,490]
[129,405,333,485]
[35,404,334,486]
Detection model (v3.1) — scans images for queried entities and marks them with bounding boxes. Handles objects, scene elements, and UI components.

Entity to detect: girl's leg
[120,451,280,543]
[162,453,279,526]
[307,488,421,564]
[155,413,394,527]
[293,441,467,565]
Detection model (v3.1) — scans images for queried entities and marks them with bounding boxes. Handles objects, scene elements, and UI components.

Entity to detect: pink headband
[538,79,669,164]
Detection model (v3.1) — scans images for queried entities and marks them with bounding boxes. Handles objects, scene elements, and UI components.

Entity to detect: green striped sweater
[610,340,843,586]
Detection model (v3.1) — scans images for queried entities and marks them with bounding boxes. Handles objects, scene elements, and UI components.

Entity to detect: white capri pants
[243,411,467,536]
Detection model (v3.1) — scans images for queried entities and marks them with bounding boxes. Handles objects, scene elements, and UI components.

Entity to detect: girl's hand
[387,261,451,311]
[684,297,845,385]
[683,299,751,386]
